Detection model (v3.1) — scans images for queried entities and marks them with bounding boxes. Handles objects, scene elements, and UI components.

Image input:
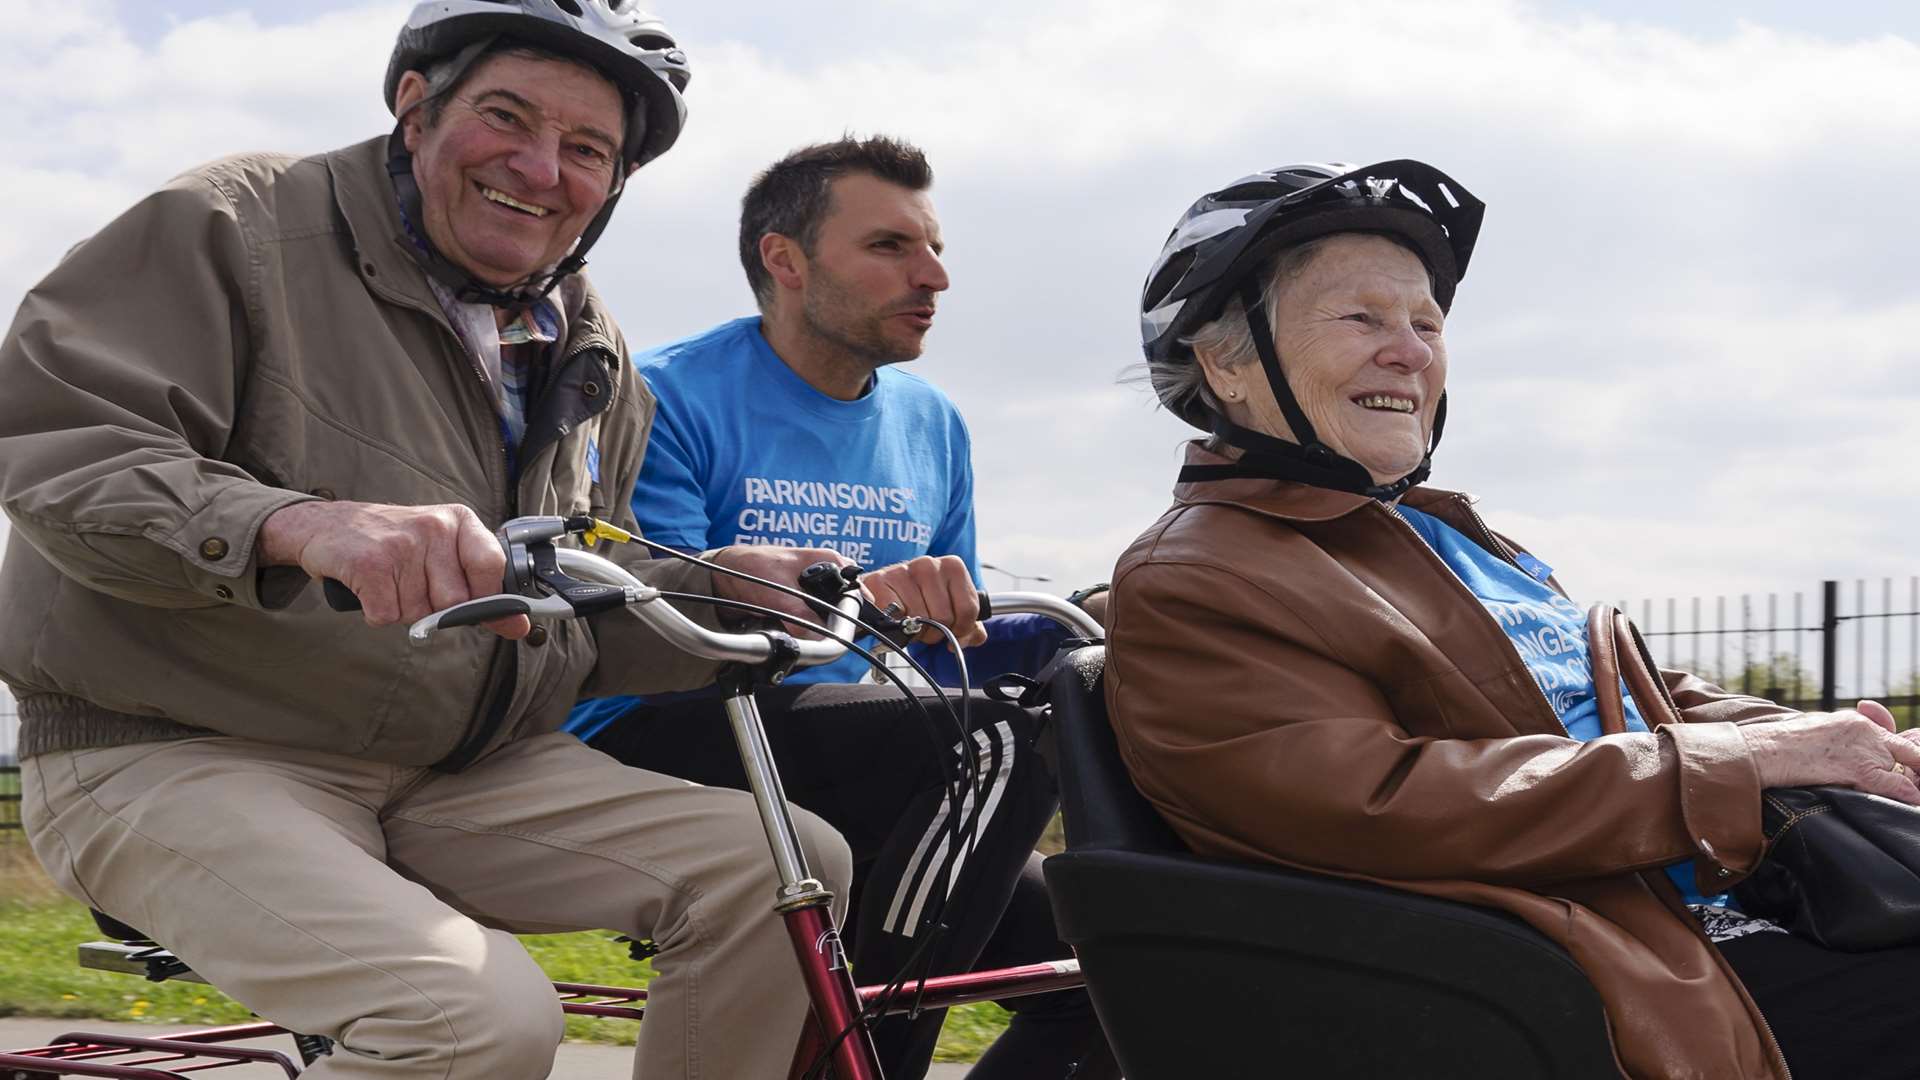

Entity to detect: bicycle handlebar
[325,513,1103,662]
[548,548,864,667]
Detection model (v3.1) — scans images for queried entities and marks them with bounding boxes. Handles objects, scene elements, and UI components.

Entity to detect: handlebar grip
[976,591,992,622]
[434,596,535,629]
[323,578,362,612]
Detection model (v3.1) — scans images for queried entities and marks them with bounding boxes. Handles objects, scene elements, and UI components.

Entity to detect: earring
[1222,388,1240,401]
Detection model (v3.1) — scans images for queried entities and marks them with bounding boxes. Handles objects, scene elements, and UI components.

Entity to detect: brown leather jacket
[1106,444,1795,1079]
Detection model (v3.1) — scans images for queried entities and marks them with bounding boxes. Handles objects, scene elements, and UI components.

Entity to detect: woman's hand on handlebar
[260,500,530,639]
[1739,700,1920,804]
[861,555,987,648]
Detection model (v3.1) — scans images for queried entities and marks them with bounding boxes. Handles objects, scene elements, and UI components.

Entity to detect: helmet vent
[1212,181,1289,204]
[553,0,585,15]
[1142,249,1196,311]
[630,32,675,50]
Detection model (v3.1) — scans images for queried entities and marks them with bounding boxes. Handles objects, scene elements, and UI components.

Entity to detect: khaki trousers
[22,732,852,1079]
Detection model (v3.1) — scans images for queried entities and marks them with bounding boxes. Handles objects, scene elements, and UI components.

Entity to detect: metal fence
[1621,577,1920,717]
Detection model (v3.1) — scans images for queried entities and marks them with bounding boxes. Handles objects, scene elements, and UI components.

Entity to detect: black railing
[1621,577,1920,720]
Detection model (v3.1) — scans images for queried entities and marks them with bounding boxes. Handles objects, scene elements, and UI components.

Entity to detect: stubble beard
[800,267,925,368]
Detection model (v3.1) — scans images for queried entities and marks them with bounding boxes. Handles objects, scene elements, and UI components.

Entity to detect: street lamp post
[981,562,1052,592]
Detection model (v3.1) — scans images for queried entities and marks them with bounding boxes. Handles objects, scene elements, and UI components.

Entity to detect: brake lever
[410,594,582,643]
[408,594,578,642]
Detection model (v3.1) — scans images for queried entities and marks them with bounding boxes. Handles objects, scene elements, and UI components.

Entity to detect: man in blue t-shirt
[567,136,1113,1080]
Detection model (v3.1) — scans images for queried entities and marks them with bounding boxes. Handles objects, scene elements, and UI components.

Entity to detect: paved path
[0,1017,971,1078]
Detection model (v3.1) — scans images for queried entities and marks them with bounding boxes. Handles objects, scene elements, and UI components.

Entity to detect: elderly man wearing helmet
[1107,161,1920,1078]
[0,2,1010,1077]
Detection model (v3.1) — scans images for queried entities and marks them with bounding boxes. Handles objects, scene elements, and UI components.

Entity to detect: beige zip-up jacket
[0,136,721,767]
[1107,443,1797,1078]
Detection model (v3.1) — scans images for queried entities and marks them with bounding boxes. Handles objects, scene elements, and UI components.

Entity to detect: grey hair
[1140,236,1336,430]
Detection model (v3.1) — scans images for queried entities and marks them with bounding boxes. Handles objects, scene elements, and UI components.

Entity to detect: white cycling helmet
[385,0,689,170]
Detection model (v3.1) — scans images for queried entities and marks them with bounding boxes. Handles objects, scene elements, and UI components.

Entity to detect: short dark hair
[738,135,934,308]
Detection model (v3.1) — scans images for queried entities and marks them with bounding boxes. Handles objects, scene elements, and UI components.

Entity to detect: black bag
[1591,605,1920,952]
[1730,786,1920,951]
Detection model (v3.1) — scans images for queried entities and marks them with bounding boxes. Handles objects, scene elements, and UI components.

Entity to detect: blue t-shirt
[566,316,981,741]
[1394,505,1726,907]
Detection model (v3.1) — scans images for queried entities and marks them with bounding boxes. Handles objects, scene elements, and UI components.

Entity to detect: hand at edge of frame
[1740,701,1920,804]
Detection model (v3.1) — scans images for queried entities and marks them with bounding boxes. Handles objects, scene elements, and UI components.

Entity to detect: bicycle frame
[709,593,1099,1078]
[531,544,1102,1076]
[0,545,1103,1079]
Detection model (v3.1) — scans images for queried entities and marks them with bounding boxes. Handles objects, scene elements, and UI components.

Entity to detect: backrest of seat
[1044,644,1619,1079]
[1045,645,1188,854]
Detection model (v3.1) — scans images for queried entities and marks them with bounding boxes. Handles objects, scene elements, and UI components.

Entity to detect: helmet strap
[1238,278,1330,461]
[1181,279,1446,501]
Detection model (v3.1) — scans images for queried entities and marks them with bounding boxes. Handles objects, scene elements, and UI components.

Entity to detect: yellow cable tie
[586,518,633,544]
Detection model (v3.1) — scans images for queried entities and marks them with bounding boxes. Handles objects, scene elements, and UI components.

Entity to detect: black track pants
[586,682,1116,1080]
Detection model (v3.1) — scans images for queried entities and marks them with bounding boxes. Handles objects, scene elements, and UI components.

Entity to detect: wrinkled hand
[708,545,853,638]
[259,500,528,639]
[1739,700,1920,803]
[860,555,988,648]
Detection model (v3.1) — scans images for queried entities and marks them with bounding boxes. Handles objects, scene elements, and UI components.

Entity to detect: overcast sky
[1,0,1916,673]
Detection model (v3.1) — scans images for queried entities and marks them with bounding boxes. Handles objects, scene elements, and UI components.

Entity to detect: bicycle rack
[0,1026,298,1078]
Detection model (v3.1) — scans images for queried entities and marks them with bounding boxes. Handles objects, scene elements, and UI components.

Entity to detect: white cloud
[0,0,1915,646]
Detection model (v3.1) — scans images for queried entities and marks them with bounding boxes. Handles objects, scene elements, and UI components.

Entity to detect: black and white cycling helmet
[1140,160,1485,499]
[382,0,691,307]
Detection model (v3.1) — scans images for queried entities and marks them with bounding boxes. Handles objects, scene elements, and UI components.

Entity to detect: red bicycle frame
[716,668,1088,1079]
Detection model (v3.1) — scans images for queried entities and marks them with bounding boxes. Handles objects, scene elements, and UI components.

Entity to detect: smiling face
[794,172,950,365]
[1202,233,1446,485]
[394,51,626,287]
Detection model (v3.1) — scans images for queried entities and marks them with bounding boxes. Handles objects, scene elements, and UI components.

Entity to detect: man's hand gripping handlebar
[792,561,996,651]
[324,515,637,639]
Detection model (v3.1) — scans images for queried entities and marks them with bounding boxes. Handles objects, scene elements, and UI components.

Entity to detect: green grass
[0,838,1008,1058]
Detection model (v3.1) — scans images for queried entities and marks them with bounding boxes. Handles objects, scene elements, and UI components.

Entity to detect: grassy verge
[0,838,1007,1059]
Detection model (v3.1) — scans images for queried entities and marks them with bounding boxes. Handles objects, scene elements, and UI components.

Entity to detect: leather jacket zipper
[1381,500,1567,737]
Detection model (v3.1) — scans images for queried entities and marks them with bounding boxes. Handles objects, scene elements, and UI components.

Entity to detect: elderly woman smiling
[1107,161,1920,1080]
